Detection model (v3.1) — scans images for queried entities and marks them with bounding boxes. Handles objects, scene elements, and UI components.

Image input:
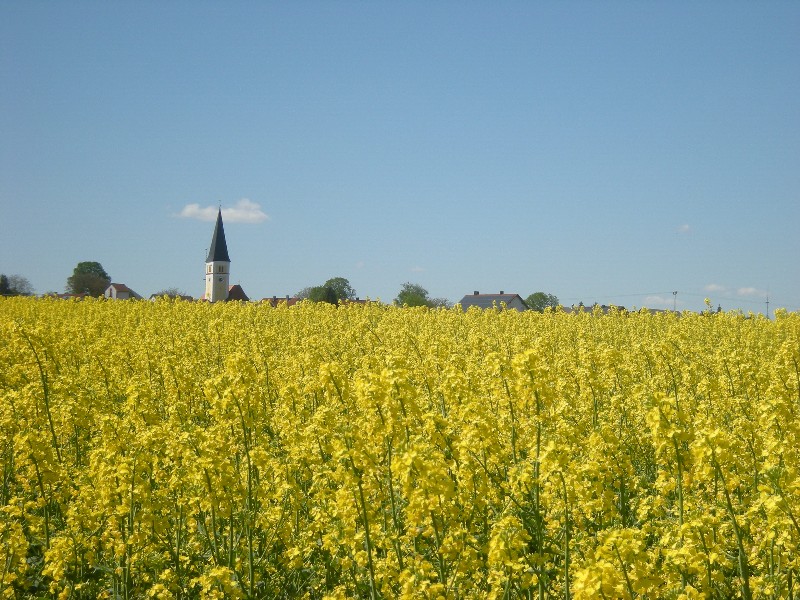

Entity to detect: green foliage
[525,291,559,312]
[300,277,357,305]
[66,261,111,296]
[324,277,356,301]
[0,274,34,296]
[7,275,34,296]
[395,282,433,307]
[151,287,189,298]
[308,285,338,305]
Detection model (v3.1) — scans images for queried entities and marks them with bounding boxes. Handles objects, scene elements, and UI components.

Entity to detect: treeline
[2,263,562,313]
[0,274,33,296]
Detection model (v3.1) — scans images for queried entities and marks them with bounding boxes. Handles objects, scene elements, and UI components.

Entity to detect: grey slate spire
[206,209,231,263]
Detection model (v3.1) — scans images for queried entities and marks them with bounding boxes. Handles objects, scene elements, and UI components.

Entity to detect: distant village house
[459,291,529,312]
[104,283,142,300]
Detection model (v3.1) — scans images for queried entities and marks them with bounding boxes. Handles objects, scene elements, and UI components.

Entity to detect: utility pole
[673,291,678,312]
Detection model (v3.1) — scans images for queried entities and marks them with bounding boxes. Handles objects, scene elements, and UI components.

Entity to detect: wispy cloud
[178,199,269,223]
[704,284,768,299]
[737,287,767,298]
[643,295,681,308]
[410,266,426,273]
[704,283,727,293]
[677,224,691,234]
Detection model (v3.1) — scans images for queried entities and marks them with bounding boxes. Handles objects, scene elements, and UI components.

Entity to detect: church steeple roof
[206,209,231,263]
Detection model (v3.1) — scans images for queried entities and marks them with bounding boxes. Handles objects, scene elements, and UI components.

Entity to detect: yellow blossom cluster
[0,297,798,599]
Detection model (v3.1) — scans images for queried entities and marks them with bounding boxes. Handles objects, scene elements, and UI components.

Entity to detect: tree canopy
[324,277,356,302]
[151,287,189,299]
[307,285,338,305]
[1,274,34,296]
[525,291,560,312]
[66,262,111,296]
[8,275,34,296]
[298,277,356,305]
[392,282,434,307]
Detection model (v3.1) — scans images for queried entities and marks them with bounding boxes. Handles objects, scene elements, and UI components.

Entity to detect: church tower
[205,209,231,302]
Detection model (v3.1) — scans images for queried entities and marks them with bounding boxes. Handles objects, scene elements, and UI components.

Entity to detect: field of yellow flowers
[1,297,798,599]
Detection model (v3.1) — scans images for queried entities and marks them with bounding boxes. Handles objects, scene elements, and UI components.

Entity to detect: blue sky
[2,2,798,312]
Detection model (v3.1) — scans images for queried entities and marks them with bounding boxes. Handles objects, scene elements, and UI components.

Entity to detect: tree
[66,261,111,296]
[429,296,452,309]
[7,275,34,296]
[307,285,338,305]
[395,282,434,307]
[324,277,356,302]
[525,291,559,312]
[0,274,34,296]
[298,277,357,305]
[152,287,189,298]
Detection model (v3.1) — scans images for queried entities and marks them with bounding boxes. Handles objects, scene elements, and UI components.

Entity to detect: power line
[558,290,800,312]
[560,291,675,302]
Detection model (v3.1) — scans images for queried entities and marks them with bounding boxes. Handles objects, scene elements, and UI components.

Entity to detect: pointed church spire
[204,209,232,302]
[206,209,231,263]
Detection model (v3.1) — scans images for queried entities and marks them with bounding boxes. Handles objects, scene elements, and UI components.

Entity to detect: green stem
[175,504,183,599]
[558,472,571,600]
[386,441,405,571]
[612,543,636,599]
[356,476,377,600]
[203,470,222,565]
[671,438,687,591]
[21,330,62,463]
[715,460,752,600]
[29,453,50,549]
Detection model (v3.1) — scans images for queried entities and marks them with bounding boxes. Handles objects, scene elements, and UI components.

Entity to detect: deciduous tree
[151,287,189,298]
[298,277,357,305]
[0,274,34,296]
[7,275,34,296]
[395,282,433,307]
[324,277,356,302]
[66,261,111,296]
[525,291,559,312]
[308,285,338,305]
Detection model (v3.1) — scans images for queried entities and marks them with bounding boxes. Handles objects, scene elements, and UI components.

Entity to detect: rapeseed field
[1,297,797,599]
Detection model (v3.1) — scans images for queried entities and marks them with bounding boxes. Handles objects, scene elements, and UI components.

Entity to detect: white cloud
[737,287,767,298]
[410,266,426,273]
[704,283,727,293]
[178,203,217,222]
[643,295,681,308]
[677,224,691,234]
[178,198,269,223]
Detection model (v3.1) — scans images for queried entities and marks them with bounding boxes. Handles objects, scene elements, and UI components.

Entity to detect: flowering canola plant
[0,297,798,599]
